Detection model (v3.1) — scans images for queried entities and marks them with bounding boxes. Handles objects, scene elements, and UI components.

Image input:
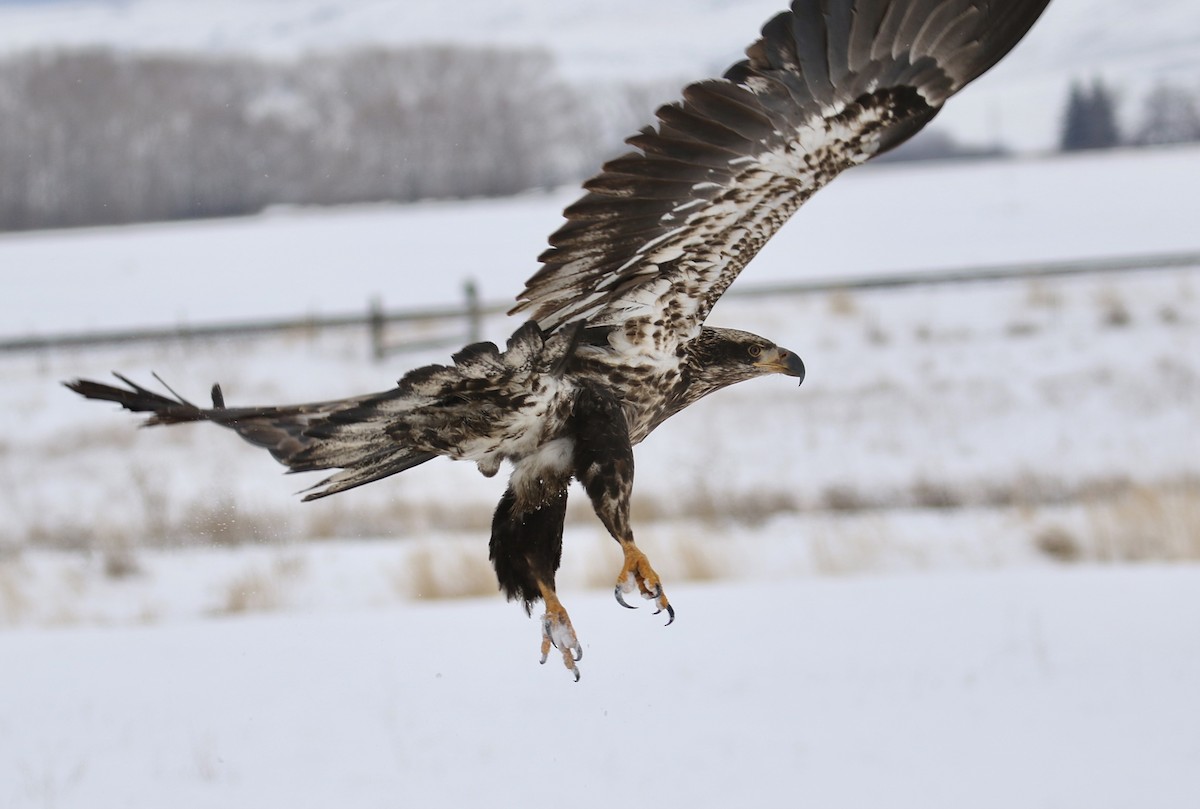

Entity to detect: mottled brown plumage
[66,0,1050,679]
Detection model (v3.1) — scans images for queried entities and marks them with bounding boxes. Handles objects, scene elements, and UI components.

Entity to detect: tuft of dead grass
[821,484,875,513]
[1005,320,1040,338]
[910,478,964,510]
[0,556,30,625]
[1034,524,1083,563]
[218,554,306,614]
[399,541,498,601]
[1025,279,1065,309]
[1096,286,1133,328]
[1087,481,1200,562]
[827,289,859,317]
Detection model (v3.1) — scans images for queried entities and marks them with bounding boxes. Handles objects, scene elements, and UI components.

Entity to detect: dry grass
[809,523,888,576]
[1025,279,1065,310]
[24,520,99,552]
[38,423,137,460]
[218,554,306,614]
[821,484,876,512]
[666,537,724,582]
[910,478,964,510]
[102,544,143,580]
[1086,481,1200,562]
[1026,479,1200,564]
[1033,524,1083,563]
[399,541,498,601]
[1005,320,1040,338]
[0,556,30,625]
[827,289,859,317]
[220,568,283,614]
[303,497,493,541]
[1096,286,1133,328]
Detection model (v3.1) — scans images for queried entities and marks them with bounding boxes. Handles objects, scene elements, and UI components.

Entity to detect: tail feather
[63,374,433,486]
[64,373,210,426]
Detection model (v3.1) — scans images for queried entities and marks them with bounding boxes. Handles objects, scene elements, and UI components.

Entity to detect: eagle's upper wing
[511,0,1050,352]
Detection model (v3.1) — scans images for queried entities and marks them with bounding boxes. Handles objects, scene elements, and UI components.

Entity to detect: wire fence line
[5,250,1198,359]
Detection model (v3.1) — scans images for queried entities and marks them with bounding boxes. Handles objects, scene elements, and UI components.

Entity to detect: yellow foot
[539,601,583,682]
[615,544,675,625]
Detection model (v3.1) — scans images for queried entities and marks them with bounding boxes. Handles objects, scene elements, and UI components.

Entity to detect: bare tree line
[0,46,664,231]
[11,43,1196,234]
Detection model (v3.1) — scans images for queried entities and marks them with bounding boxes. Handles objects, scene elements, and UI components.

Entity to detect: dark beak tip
[790,354,806,386]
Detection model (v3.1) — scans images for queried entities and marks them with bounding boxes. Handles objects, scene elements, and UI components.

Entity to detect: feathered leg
[488,484,582,680]
[572,386,674,623]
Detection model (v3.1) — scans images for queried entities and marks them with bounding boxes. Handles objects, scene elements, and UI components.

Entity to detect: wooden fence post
[369,295,385,361]
[464,279,481,344]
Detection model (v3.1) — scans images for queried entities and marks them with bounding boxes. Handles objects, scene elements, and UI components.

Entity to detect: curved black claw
[654,602,677,626]
[614,585,637,609]
[541,612,583,681]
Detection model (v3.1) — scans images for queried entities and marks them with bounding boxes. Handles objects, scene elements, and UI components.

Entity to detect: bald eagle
[67,0,1050,680]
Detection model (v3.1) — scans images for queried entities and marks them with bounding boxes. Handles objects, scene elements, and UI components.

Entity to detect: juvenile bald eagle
[67,0,1050,679]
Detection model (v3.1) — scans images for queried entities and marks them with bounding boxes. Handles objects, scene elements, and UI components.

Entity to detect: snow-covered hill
[0,0,1197,149]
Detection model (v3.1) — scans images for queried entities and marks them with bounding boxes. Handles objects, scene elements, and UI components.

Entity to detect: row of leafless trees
[0,46,666,231]
[8,43,1198,232]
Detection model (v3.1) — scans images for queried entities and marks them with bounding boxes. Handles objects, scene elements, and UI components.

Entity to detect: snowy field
[5,569,1200,809]
[2,146,1200,807]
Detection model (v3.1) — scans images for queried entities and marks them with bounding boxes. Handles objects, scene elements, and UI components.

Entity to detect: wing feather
[510,0,1050,350]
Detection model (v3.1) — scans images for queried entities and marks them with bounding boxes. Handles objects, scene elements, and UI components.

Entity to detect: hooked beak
[755,346,806,386]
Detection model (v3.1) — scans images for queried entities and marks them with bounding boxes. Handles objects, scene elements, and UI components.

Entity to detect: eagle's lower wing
[511,0,1049,352]
[64,373,406,470]
[65,322,582,499]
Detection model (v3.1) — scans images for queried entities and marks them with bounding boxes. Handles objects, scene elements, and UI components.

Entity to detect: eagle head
[690,327,805,390]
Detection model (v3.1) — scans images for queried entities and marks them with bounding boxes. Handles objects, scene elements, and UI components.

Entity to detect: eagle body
[66,0,1051,679]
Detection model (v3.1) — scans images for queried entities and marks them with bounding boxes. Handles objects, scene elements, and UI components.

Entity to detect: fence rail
[4,250,1198,358]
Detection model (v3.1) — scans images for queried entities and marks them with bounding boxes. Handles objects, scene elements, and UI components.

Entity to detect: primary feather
[512,0,1050,356]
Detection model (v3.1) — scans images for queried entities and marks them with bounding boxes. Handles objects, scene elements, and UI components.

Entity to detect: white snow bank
[2,566,1198,809]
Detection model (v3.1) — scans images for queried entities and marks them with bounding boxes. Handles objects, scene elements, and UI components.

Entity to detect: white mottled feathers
[293,321,583,498]
[511,0,1050,353]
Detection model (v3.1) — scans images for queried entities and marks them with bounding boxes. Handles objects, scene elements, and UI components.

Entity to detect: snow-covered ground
[4,568,1200,808]
[2,147,1199,807]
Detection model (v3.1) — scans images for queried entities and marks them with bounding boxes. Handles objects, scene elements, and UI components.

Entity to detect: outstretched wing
[511,0,1049,352]
[64,321,583,500]
[63,373,409,470]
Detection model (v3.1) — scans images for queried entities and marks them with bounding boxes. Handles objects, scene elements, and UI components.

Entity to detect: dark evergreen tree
[1087,78,1122,149]
[1060,81,1091,151]
[1059,77,1122,151]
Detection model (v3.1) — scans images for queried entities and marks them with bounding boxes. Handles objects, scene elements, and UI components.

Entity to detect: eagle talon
[657,602,676,626]
[540,606,582,681]
[614,544,676,629]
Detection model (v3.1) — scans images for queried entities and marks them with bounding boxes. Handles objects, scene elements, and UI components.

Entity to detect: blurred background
[1,1,1198,807]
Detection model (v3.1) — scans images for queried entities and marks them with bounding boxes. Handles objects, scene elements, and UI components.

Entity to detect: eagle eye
[748,345,763,358]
